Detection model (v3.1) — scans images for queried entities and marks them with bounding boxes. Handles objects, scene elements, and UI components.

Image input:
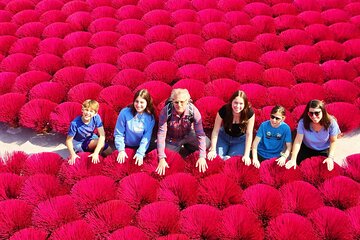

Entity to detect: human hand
[116,150,128,164]
[196,157,208,173]
[242,155,251,166]
[323,157,334,171]
[252,159,260,168]
[207,149,217,161]
[156,158,169,175]
[133,153,143,166]
[285,159,297,170]
[276,156,286,167]
[68,153,80,165]
[89,153,100,164]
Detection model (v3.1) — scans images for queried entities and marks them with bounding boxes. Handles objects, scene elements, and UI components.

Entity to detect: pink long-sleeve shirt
[157,104,207,159]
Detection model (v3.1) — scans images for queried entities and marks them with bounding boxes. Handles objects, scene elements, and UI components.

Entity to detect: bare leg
[87,139,98,151]
[86,139,112,156]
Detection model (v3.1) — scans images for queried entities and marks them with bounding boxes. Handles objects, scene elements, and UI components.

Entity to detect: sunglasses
[308,111,321,117]
[270,115,282,121]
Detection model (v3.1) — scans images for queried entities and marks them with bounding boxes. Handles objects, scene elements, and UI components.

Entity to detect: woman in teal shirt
[252,105,292,168]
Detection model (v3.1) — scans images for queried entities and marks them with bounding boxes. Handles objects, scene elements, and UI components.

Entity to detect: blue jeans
[216,128,246,159]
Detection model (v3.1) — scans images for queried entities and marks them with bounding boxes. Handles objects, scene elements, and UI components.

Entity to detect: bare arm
[276,141,292,167]
[328,135,337,159]
[89,126,106,164]
[286,133,303,169]
[252,136,261,168]
[65,135,79,165]
[284,142,292,158]
[242,114,255,166]
[94,126,105,155]
[323,135,338,171]
[207,113,222,160]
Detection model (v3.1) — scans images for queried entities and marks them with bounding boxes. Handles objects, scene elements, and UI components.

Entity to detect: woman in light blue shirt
[114,89,155,166]
[286,99,341,171]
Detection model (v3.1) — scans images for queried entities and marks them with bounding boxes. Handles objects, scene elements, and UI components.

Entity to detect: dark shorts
[297,143,328,164]
[81,137,109,152]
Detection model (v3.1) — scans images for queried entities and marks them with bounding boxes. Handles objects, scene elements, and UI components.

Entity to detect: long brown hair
[301,99,332,131]
[130,89,156,117]
[223,90,251,132]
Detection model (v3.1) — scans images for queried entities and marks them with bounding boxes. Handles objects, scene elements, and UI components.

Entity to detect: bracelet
[280,152,288,158]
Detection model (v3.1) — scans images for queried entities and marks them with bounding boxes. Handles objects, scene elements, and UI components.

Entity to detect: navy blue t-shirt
[68,114,103,142]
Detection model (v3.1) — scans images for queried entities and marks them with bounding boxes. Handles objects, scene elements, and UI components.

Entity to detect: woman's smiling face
[134,96,147,113]
[308,107,323,124]
[231,96,244,114]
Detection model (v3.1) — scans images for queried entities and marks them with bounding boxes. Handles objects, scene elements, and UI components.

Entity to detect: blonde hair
[82,99,99,113]
[170,88,191,101]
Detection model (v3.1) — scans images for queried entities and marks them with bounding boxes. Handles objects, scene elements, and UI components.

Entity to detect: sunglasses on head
[308,111,321,117]
[270,115,282,121]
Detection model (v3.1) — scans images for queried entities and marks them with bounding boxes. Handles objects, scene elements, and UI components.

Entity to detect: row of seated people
[65,88,340,175]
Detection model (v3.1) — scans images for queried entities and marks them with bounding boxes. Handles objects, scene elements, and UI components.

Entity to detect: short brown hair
[271,105,286,116]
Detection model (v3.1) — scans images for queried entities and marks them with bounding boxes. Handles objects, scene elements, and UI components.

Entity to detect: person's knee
[165,141,182,153]
[227,143,245,157]
[102,145,113,156]
[81,138,95,152]
[216,146,227,159]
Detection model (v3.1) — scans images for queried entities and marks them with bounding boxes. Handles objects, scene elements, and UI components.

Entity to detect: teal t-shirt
[256,120,292,159]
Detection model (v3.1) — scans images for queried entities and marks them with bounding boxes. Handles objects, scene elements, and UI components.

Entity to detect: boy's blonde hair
[82,99,99,113]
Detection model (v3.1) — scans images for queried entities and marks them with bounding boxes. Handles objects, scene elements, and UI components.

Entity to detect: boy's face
[82,107,97,121]
[270,111,284,128]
